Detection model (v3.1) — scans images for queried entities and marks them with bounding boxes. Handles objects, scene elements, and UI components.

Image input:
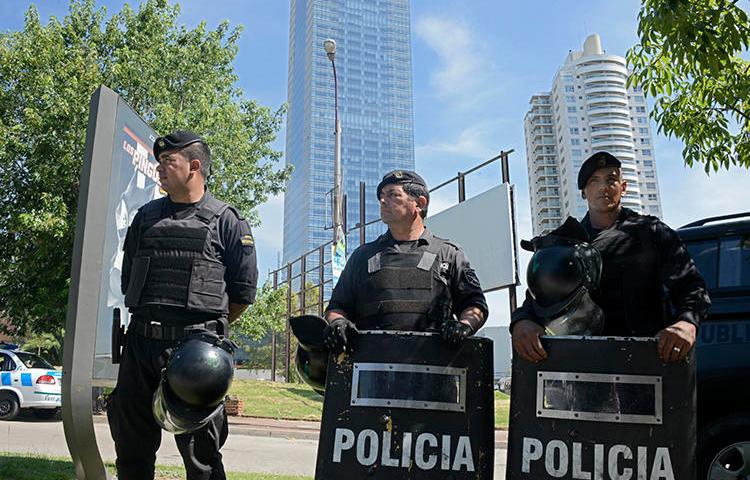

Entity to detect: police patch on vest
[240,233,254,247]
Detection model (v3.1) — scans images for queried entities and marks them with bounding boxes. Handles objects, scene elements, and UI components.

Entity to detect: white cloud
[416,123,494,160]
[415,16,482,97]
[414,15,503,111]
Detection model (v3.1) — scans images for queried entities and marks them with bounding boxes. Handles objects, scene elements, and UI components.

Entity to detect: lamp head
[323,38,336,61]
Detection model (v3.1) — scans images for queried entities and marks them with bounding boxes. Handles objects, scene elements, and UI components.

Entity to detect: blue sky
[2,0,748,327]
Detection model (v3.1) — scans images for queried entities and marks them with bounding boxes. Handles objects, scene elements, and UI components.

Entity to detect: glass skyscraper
[283,0,415,265]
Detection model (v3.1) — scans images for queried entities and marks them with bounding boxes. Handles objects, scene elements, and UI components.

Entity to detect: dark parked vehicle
[677,212,750,480]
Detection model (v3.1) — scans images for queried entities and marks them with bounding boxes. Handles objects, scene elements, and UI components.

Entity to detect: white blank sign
[426,184,517,292]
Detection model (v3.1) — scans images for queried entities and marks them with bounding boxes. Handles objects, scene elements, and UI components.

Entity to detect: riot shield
[506,336,696,480]
[315,331,494,479]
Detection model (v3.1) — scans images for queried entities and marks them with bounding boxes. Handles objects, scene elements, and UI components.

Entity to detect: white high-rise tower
[525,34,662,236]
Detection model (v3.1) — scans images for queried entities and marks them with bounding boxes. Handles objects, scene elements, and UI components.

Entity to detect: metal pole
[285,263,292,382]
[300,255,307,315]
[331,57,343,245]
[271,271,278,382]
[359,181,366,246]
[501,151,519,312]
[318,246,325,316]
[458,172,466,202]
[342,193,347,237]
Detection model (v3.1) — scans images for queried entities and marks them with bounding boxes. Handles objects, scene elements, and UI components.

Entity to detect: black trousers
[107,331,228,480]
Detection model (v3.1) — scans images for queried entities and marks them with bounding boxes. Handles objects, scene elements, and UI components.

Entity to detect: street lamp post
[324,38,343,244]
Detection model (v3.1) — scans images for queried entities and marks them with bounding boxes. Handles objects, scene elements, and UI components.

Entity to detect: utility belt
[129,316,226,341]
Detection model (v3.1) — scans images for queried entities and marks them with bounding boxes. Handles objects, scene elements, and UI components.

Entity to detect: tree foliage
[0,0,291,336]
[627,0,750,171]
[232,283,289,342]
[21,330,63,365]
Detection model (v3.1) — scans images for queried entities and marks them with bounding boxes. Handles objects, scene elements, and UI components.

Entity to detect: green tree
[232,283,288,342]
[232,280,323,382]
[0,0,291,337]
[21,330,63,365]
[627,0,750,171]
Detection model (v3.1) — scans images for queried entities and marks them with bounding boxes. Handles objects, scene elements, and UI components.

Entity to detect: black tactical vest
[356,239,452,331]
[124,193,230,315]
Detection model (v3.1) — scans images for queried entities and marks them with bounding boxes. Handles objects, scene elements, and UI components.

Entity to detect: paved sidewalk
[4,415,507,478]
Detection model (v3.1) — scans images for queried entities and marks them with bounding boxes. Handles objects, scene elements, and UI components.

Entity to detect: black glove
[323,317,359,354]
[441,320,474,345]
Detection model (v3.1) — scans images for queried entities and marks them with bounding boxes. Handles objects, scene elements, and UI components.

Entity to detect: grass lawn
[0,453,310,480]
[229,379,511,429]
[495,391,510,429]
[229,379,323,421]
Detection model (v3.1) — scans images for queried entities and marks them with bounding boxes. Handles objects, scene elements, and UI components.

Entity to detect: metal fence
[268,150,517,381]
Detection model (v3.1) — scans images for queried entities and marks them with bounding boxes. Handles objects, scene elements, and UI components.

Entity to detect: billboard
[92,94,163,383]
[426,183,517,292]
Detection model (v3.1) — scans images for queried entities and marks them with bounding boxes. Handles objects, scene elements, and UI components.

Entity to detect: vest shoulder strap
[195,193,230,225]
[141,197,169,223]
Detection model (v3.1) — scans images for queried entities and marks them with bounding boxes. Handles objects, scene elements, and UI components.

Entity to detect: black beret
[376,170,429,199]
[153,130,205,159]
[577,151,621,189]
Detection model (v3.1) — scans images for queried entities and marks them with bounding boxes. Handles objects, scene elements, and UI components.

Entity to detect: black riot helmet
[522,217,604,335]
[290,315,329,395]
[152,330,236,434]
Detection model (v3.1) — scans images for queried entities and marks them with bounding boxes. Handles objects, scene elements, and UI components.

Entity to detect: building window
[640,138,650,145]
[648,194,658,201]
[639,127,649,134]
[571,139,581,145]
[645,170,655,178]
[644,160,654,167]
[642,149,652,156]
[567,106,577,113]
[572,149,582,157]
[637,117,648,124]
[564,85,575,92]
[570,127,579,134]
[647,182,656,190]
[635,106,646,113]
[568,116,578,124]
[566,95,576,102]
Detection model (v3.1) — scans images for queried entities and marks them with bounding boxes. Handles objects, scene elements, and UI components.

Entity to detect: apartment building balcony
[583,74,627,86]
[577,62,628,77]
[587,104,630,116]
[593,146,635,159]
[590,126,633,136]
[586,97,629,110]
[586,85,628,96]
[590,137,633,148]
[588,115,631,128]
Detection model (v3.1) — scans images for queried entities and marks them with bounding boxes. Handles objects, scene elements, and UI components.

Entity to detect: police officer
[323,170,488,351]
[108,131,258,480]
[511,151,710,363]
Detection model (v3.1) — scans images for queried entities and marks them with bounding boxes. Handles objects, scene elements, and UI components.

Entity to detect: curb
[92,414,509,448]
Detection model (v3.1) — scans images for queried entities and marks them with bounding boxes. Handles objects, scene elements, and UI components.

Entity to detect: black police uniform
[108,187,257,477]
[512,207,710,336]
[327,228,488,331]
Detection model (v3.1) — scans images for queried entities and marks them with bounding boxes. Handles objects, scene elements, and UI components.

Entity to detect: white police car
[0,345,62,420]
